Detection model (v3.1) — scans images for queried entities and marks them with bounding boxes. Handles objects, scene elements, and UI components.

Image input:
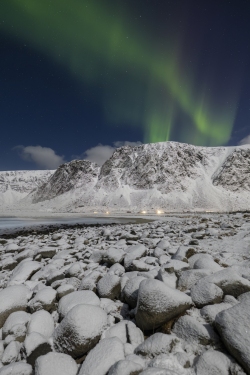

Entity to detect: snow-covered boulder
[2,311,30,340]
[58,290,100,319]
[102,320,144,346]
[78,337,125,375]
[124,245,147,271]
[194,350,234,375]
[34,352,78,375]
[4,244,20,253]
[53,304,107,358]
[193,257,222,272]
[215,296,250,374]
[156,269,177,289]
[191,280,223,308]
[56,284,75,299]
[28,287,56,313]
[135,279,192,330]
[34,247,57,259]
[27,310,54,338]
[109,263,125,277]
[200,300,237,324]
[104,247,125,265]
[79,271,102,292]
[0,363,33,375]
[8,261,41,286]
[108,359,143,375]
[172,315,218,345]
[65,263,82,278]
[134,333,180,358]
[0,285,31,328]
[46,269,65,285]
[123,276,145,308]
[97,275,121,300]
[24,332,52,366]
[177,269,212,291]
[1,341,20,365]
[202,269,250,297]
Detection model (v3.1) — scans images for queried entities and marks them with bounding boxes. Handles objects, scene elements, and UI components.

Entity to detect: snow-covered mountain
[0,170,53,207]
[32,160,100,203]
[1,142,250,212]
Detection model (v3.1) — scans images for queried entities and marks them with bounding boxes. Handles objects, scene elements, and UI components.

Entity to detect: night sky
[0,0,250,170]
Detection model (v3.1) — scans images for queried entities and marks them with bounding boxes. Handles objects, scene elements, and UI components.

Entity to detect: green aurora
[0,0,240,145]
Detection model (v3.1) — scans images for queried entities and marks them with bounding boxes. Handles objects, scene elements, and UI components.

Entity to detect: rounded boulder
[58,290,100,319]
[135,279,192,331]
[53,304,108,358]
[35,352,78,375]
[0,285,31,328]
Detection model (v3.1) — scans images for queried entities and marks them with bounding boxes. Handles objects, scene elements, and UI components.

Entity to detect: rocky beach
[0,212,249,374]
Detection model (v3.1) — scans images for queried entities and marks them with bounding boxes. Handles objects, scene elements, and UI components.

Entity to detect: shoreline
[0,209,249,238]
[0,216,153,239]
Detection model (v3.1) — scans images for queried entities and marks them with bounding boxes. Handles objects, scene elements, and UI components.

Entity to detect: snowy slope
[0,170,53,207]
[1,142,250,212]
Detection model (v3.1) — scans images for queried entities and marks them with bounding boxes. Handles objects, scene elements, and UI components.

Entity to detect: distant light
[94,211,98,214]
[157,210,163,214]
[106,211,109,214]
[141,210,147,214]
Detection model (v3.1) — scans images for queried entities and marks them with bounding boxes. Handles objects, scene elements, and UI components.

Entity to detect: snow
[215,296,250,373]
[34,352,78,375]
[53,304,108,358]
[58,290,100,318]
[0,170,53,207]
[0,141,249,214]
[78,337,125,375]
[27,310,55,338]
[0,285,31,328]
[135,278,193,330]
[0,362,33,375]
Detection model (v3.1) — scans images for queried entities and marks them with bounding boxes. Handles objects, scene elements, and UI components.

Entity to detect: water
[0,216,140,235]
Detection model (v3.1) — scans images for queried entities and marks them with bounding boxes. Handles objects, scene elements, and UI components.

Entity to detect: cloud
[238,135,250,145]
[14,145,65,169]
[82,144,115,166]
[77,141,142,166]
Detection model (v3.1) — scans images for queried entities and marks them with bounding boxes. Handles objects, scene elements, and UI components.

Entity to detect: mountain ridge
[1,141,250,212]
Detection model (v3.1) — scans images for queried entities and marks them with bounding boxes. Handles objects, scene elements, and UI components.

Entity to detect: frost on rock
[0,363,33,375]
[134,333,180,358]
[53,304,107,358]
[8,261,41,286]
[34,352,78,375]
[27,310,55,338]
[78,337,125,375]
[135,279,192,331]
[215,296,250,374]
[58,290,100,319]
[24,332,52,366]
[28,287,56,313]
[0,285,31,328]
[97,274,121,300]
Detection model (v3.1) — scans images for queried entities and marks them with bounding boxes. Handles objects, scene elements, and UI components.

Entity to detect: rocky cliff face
[32,160,100,203]
[96,142,226,193]
[213,149,250,192]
